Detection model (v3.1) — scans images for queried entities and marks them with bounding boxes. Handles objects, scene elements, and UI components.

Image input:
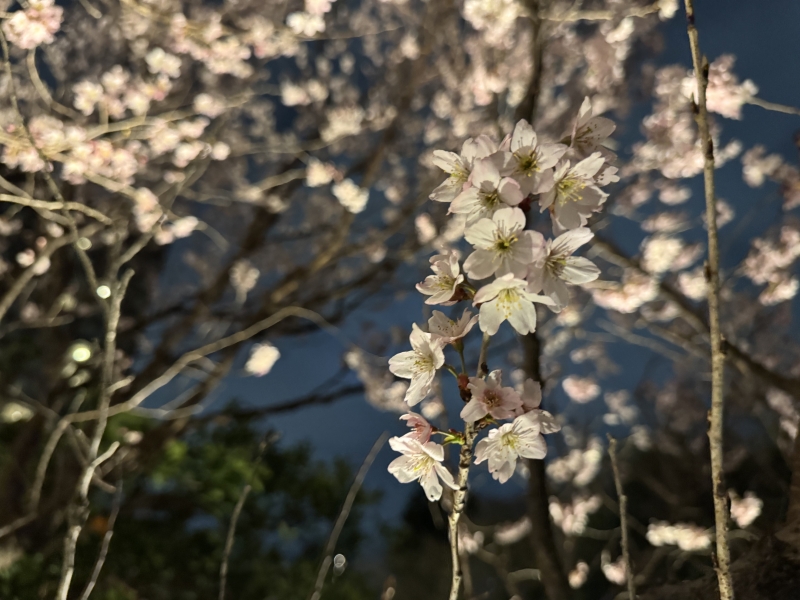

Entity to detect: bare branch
[683,1,734,597]
[309,432,388,600]
[608,436,637,600]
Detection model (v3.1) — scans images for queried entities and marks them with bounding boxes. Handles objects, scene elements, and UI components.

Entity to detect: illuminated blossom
[461,370,522,422]
[416,251,464,305]
[474,411,549,483]
[527,227,599,310]
[387,436,457,501]
[430,136,498,203]
[464,207,544,279]
[567,97,616,160]
[501,119,567,195]
[540,153,609,232]
[450,157,524,226]
[427,309,478,345]
[388,324,445,406]
[400,413,433,443]
[473,273,554,336]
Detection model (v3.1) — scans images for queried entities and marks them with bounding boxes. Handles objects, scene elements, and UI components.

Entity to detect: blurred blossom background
[0,0,799,598]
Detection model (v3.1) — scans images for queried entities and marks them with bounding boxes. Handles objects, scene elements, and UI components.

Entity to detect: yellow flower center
[556,176,587,205]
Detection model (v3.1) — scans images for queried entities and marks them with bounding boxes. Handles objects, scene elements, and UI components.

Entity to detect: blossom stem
[477,333,491,378]
[443,363,459,379]
[456,345,468,375]
[447,422,476,600]
[683,1,734,598]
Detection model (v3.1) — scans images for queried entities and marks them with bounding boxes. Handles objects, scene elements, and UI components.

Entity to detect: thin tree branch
[309,432,388,600]
[683,1,734,598]
[78,477,123,600]
[746,96,800,117]
[608,436,637,600]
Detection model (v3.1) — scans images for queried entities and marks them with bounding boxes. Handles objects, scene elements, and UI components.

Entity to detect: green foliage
[0,422,376,600]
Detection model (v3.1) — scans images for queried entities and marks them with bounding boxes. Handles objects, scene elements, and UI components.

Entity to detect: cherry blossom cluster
[385,99,618,500]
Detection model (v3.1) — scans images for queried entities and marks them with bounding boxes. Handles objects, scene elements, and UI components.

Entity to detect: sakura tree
[0,0,798,598]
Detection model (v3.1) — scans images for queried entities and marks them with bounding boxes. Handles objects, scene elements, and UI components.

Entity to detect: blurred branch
[78,477,122,600]
[609,436,637,600]
[522,331,572,600]
[746,96,800,117]
[309,432,388,600]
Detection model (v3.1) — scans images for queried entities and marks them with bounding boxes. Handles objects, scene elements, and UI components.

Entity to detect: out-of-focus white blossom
[333,179,369,214]
[562,375,600,403]
[245,343,280,376]
[549,495,602,535]
[569,562,590,589]
[601,551,628,585]
[3,0,63,49]
[729,491,763,528]
[647,521,712,551]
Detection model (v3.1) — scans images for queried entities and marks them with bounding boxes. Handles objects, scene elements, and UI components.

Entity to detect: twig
[219,437,271,600]
[0,225,99,324]
[309,432,388,600]
[219,483,252,600]
[55,271,133,600]
[683,1,734,598]
[542,2,659,22]
[746,96,800,117]
[78,477,123,600]
[608,436,636,599]
[0,513,37,539]
[0,193,113,224]
[66,306,368,423]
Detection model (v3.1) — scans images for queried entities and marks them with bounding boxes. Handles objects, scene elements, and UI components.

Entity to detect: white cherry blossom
[461,370,522,422]
[567,97,616,159]
[500,119,567,195]
[427,309,478,345]
[473,273,554,336]
[388,324,445,406]
[387,436,457,501]
[450,157,523,225]
[474,411,550,483]
[416,251,464,305]
[463,207,545,279]
[527,227,600,310]
[400,413,433,443]
[540,153,609,232]
[430,135,498,203]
